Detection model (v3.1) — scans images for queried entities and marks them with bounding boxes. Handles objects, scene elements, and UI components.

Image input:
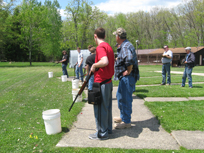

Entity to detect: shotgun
[69,72,93,112]
[53,61,59,66]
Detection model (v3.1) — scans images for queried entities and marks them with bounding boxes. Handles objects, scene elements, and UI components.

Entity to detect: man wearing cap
[113,28,140,129]
[181,47,195,88]
[161,45,173,85]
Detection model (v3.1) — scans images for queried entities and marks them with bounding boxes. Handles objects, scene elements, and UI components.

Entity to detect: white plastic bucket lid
[42,109,60,120]
[72,79,79,82]
[72,89,79,94]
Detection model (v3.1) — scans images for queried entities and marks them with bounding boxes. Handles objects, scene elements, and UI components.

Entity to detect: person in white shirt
[75,47,84,82]
[161,45,173,85]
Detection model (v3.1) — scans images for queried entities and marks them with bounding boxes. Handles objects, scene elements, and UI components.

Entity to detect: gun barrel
[69,94,78,112]
[68,72,93,112]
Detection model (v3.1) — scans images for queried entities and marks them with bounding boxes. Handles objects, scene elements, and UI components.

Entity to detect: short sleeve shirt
[86,54,96,71]
[62,54,68,65]
[94,42,114,83]
[162,50,173,63]
[78,52,83,64]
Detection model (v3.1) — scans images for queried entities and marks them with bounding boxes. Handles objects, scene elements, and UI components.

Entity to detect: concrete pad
[155,71,204,76]
[188,97,204,101]
[144,97,188,102]
[191,73,204,76]
[171,130,204,149]
[57,87,179,149]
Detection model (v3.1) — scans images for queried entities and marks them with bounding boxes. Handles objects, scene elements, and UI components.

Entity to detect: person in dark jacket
[85,46,96,90]
[181,47,195,88]
[58,50,69,78]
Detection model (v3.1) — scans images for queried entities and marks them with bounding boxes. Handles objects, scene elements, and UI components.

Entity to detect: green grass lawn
[134,84,204,98]
[145,100,204,133]
[0,62,204,152]
[0,66,86,152]
[112,65,204,86]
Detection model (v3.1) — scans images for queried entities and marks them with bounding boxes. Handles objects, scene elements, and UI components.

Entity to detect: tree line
[0,0,204,65]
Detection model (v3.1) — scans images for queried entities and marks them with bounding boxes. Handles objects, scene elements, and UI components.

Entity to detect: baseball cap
[185,47,191,50]
[113,28,127,39]
[163,45,168,49]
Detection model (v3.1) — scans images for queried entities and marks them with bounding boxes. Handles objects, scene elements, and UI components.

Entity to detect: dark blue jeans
[75,64,83,82]
[116,75,136,124]
[88,75,94,90]
[62,64,69,78]
[182,66,193,87]
[162,63,171,84]
[94,82,113,138]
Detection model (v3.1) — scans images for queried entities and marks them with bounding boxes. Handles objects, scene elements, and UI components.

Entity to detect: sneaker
[113,117,122,123]
[114,122,131,129]
[161,83,166,85]
[167,83,170,85]
[89,133,108,140]
[189,86,193,88]
[181,85,184,87]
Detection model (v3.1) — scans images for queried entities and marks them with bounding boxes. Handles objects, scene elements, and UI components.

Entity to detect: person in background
[75,47,83,82]
[89,27,114,140]
[161,45,173,85]
[84,44,94,91]
[113,27,139,129]
[181,47,195,88]
[86,46,96,91]
[88,45,93,53]
[58,50,69,78]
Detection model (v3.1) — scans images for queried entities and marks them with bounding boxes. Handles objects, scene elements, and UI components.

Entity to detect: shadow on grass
[193,86,203,88]
[62,127,70,133]
[136,89,149,93]
[133,89,149,98]
[136,94,147,99]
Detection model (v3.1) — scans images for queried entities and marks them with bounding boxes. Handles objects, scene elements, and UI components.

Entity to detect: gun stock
[53,62,59,66]
[69,72,93,112]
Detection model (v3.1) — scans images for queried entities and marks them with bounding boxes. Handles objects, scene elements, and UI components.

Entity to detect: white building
[69,49,91,68]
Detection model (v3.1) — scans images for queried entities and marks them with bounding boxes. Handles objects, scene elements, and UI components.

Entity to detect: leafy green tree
[64,0,105,49]
[4,6,24,61]
[19,0,40,65]
[40,0,62,61]
[0,0,14,61]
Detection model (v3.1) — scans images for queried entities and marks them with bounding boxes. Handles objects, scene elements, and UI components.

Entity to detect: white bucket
[42,109,61,135]
[79,81,83,87]
[61,75,67,82]
[72,89,82,102]
[48,72,53,78]
[72,79,79,89]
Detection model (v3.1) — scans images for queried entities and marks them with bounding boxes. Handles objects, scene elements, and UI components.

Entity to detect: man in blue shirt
[113,28,139,129]
[181,47,195,88]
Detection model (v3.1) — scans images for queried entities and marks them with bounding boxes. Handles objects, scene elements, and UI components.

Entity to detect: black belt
[118,72,133,81]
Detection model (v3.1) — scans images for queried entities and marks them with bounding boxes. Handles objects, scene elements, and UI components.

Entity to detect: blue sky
[55,0,182,18]
[15,0,182,19]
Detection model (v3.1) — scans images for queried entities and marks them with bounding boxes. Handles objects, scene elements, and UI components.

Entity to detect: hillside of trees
[0,0,204,65]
